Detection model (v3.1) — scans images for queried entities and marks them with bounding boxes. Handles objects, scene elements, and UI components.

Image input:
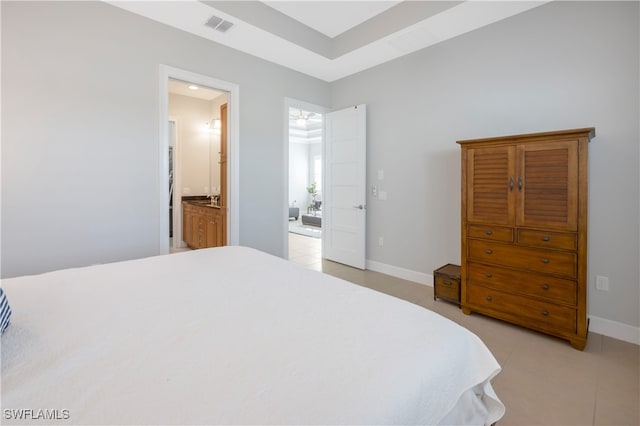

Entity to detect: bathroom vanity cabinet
[183,202,226,249]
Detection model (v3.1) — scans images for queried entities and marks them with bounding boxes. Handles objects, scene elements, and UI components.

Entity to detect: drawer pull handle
[442,280,452,287]
[485,273,493,278]
[486,296,493,302]
[509,177,515,192]
[541,310,549,317]
[541,258,550,264]
[485,230,493,235]
[542,236,550,242]
[518,176,523,191]
[541,284,550,290]
[485,249,493,254]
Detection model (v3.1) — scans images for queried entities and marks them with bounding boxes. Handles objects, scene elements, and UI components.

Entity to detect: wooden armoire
[457,128,595,350]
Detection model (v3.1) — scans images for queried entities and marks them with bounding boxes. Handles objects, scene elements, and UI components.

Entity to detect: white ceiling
[264,1,401,38]
[108,0,550,82]
[168,79,226,101]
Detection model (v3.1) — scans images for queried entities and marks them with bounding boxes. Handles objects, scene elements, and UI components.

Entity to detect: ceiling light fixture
[188,85,199,90]
[295,109,309,126]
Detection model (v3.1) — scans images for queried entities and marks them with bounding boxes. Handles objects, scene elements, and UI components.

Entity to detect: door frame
[283,98,328,258]
[168,116,182,246]
[159,65,240,254]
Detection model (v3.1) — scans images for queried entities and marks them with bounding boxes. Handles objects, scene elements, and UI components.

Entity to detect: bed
[1,246,504,425]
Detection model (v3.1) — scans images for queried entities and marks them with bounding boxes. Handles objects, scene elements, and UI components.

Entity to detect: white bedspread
[1,246,504,425]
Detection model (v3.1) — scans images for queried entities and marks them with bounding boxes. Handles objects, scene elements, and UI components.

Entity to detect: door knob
[353,204,365,210]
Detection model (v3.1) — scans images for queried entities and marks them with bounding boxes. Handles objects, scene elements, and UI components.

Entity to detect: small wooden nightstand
[433,264,461,307]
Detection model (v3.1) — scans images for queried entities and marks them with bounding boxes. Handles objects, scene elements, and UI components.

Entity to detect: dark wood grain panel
[468,225,514,242]
[468,239,577,278]
[467,284,577,333]
[467,262,577,305]
[517,229,577,250]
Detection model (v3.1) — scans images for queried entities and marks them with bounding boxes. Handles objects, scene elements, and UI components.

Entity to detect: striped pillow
[0,288,12,334]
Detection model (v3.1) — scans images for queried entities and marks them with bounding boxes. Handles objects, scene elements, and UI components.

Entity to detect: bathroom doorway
[167,79,228,251]
[159,65,239,254]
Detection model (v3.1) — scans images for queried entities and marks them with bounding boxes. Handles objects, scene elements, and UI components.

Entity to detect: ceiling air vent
[205,15,234,33]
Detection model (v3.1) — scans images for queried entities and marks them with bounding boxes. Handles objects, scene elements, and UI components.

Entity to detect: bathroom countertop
[182,196,222,209]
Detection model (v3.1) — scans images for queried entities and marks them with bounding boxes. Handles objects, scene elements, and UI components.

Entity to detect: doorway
[285,99,326,268]
[167,80,228,251]
[159,65,239,254]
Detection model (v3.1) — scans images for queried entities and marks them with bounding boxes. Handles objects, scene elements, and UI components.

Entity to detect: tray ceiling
[107,1,549,82]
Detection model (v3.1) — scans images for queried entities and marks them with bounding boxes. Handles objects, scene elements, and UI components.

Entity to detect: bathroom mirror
[168,79,227,200]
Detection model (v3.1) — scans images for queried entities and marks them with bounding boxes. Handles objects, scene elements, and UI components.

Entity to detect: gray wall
[331,1,639,328]
[2,1,638,331]
[1,1,329,277]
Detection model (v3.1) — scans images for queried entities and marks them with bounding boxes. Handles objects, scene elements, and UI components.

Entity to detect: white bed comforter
[1,246,504,425]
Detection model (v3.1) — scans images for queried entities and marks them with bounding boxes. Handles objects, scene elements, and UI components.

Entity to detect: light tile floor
[289,232,640,426]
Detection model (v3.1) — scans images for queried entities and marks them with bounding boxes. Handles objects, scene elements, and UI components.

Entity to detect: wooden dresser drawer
[467,284,577,333]
[517,229,577,250]
[467,262,577,305]
[468,225,514,242]
[435,276,459,304]
[433,264,461,306]
[468,240,577,278]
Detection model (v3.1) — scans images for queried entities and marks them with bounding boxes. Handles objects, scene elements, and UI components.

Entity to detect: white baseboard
[365,259,433,286]
[364,259,639,346]
[588,315,640,346]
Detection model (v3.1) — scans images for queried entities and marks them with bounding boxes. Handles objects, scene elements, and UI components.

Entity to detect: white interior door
[323,105,367,269]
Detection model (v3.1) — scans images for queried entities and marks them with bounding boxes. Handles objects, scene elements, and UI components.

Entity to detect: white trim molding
[588,315,640,346]
[366,259,433,286]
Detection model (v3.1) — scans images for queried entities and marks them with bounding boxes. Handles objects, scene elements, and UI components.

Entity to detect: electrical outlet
[595,275,609,291]
[372,184,377,197]
[378,237,384,246]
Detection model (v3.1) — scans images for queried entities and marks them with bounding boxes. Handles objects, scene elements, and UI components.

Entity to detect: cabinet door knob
[486,295,493,302]
[541,258,550,264]
[485,249,493,254]
[509,177,515,192]
[486,273,493,278]
[485,229,493,235]
[542,236,550,241]
[541,310,549,317]
[541,284,550,290]
[518,176,523,191]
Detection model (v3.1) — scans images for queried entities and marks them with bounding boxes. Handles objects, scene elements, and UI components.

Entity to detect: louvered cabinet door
[516,141,578,231]
[466,146,516,226]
